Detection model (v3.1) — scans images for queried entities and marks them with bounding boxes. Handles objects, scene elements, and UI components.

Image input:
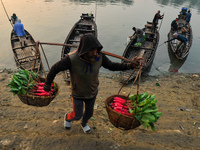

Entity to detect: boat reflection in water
[167,42,186,73]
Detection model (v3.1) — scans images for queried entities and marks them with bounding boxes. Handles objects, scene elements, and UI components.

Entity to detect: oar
[101,51,138,65]
[95,0,97,22]
[158,42,165,47]
[158,13,164,32]
[39,42,78,48]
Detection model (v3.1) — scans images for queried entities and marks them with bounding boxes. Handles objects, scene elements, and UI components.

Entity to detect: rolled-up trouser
[181,39,188,46]
[19,36,26,42]
[66,94,97,126]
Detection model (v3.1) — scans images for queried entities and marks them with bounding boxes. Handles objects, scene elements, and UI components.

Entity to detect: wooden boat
[11,29,41,73]
[121,22,160,83]
[168,12,193,60]
[61,13,97,81]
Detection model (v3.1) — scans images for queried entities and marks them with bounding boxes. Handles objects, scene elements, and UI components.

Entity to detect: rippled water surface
[0,0,200,75]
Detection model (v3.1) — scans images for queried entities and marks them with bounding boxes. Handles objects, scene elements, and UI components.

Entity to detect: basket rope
[24,41,53,104]
[114,62,143,128]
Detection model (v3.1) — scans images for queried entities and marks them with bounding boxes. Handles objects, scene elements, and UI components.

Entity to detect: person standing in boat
[14,19,27,48]
[131,27,145,46]
[185,10,191,26]
[10,13,18,24]
[164,32,188,57]
[151,10,164,33]
[43,33,141,134]
[171,18,178,31]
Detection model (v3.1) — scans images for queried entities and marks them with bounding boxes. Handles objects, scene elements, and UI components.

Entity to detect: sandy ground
[0,69,200,150]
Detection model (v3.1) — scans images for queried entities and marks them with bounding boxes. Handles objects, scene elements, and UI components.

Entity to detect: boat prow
[61,13,97,82]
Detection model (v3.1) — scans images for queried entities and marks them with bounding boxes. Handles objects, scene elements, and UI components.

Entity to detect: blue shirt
[186,12,191,22]
[167,34,188,45]
[14,22,26,37]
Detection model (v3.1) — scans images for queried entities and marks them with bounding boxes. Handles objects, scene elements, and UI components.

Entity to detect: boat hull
[10,30,41,73]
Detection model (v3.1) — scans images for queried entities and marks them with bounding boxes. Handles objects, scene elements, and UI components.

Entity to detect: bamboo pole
[101,51,138,65]
[39,42,78,48]
[39,42,138,66]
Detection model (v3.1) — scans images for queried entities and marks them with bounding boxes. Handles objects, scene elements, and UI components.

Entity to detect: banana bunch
[129,92,162,131]
[7,68,38,95]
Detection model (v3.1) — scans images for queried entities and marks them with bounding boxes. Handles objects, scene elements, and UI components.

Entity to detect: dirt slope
[0,70,200,150]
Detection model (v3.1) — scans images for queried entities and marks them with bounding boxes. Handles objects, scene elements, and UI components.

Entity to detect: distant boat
[168,9,193,60]
[61,13,97,81]
[121,21,159,83]
[11,29,41,73]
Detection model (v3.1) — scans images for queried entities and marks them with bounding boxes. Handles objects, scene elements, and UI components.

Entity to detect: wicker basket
[17,78,59,107]
[105,94,141,130]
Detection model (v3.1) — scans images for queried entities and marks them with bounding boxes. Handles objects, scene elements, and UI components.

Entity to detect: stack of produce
[111,92,162,131]
[110,97,133,116]
[31,83,54,96]
[7,68,56,97]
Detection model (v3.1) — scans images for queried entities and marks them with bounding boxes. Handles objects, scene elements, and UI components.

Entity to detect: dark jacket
[186,12,191,22]
[153,12,163,24]
[45,33,135,99]
[171,20,178,28]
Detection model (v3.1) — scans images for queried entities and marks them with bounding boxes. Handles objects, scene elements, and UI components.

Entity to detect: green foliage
[7,68,38,95]
[129,92,162,131]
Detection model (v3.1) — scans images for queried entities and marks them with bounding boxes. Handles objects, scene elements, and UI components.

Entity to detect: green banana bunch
[129,92,162,131]
[7,68,38,95]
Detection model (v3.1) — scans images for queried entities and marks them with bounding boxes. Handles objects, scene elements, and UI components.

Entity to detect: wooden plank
[130,46,153,51]
[17,55,35,61]
[11,35,32,40]
[78,23,92,26]
[13,44,36,50]
[145,24,152,27]
[145,31,155,35]
[75,29,94,32]
[69,40,80,42]
[19,57,39,63]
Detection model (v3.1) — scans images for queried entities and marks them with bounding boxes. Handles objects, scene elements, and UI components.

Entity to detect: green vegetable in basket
[128,92,162,131]
[7,68,38,95]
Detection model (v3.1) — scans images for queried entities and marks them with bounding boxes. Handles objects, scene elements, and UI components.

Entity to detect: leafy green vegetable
[128,93,162,131]
[7,69,38,95]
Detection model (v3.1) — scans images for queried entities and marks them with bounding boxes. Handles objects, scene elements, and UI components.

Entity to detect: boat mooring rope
[1,0,13,28]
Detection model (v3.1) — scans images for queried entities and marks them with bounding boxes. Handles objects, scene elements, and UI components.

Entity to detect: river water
[0,0,200,75]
